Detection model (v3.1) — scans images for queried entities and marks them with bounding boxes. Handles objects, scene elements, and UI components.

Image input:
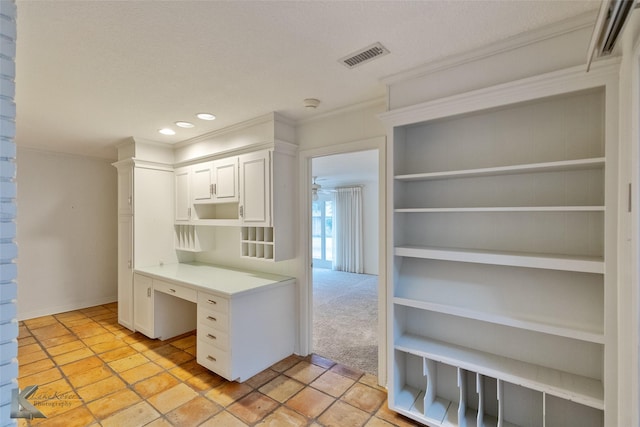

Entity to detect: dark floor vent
[339,42,390,69]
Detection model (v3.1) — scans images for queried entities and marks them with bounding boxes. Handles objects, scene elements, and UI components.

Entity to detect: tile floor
[17,303,419,427]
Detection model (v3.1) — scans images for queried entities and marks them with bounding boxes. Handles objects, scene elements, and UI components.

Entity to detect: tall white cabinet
[113,155,178,332]
[380,62,619,426]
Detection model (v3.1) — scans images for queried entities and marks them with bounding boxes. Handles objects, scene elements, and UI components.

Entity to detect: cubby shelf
[394,157,605,182]
[395,334,604,410]
[394,298,604,344]
[394,245,604,274]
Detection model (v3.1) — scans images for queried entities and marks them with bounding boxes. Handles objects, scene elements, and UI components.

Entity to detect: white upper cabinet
[175,166,191,222]
[191,157,239,204]
[239,150,270,226]
[212,157,239,202]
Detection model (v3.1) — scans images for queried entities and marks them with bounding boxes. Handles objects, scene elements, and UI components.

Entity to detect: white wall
[16,147,117,319]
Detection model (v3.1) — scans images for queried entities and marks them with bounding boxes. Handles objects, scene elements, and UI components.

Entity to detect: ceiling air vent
[339,42,390,69]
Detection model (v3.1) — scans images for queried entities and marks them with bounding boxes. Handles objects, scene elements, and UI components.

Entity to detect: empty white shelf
[395,157,605,182]
[394,245,604,274]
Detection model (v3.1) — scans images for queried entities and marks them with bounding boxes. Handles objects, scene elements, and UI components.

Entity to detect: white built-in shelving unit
[380,60,620,427]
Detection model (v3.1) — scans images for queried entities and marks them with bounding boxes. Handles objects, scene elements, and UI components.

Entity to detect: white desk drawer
[198,323,229,351]
[198,308,229,331]
[197,340,230,378]
[197,292,229,314]
[154,279,197,302]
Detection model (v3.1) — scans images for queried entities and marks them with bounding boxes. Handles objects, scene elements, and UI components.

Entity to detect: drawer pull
[207,333,217,340]
[169,288,176,293]
[207,316,217,322]
[207,299,217,305]
[207,355,217,362]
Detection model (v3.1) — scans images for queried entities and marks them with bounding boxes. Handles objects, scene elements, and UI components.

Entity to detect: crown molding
[381,10,598,86]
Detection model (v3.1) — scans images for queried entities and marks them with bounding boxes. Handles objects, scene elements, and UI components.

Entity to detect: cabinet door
[133,274,155,338]
[175,167,191,221]
[118,167,133,215]
[239,150,270,225]
[212,157,239,202]
[192,162,214,203]
[118,215,133,330]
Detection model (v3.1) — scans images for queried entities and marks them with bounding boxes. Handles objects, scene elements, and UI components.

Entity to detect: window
[312,199,333,268]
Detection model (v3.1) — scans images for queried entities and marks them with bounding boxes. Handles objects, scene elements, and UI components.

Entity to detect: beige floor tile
[258,375,305,403]
[67,364,113,389]
[52,348,94,366]
[375,403,420,427]
[60,356,103,376]
[359,373,385,390]
[199,410,250,427]
[108,352,149,372]
[30,324,70,340]
[19,367,62,388]
[341,383,387,413]
[86,388,141,419]
[270,354,302,372]
[39,334,77,348]
[18,336,37,347]
[81,332,116,346]
[133,372,180,399]
[169,359,209,381]
[245,368,279,389]
[147,383,199,413]
[18,348,49,365]
[285,386,335,418]
[88,336,129,354]
[31,405,95,427]
[330,363,364,381]
[46,340,86,356]
[77,375,127,403]
[18,342,42,355]
[185,371,226,392]
[19,358,54,377]
[318,400,371,427]
[153,348,193,369]
[29,378,83,419]
[100,401,160,427]
[364,417,397,427]
[23,315,58,330]
[168,334,196,349]
[205,381,252,407]
[311,370,356,397]
[120,361,164,384]
[165,395,222,426]
[98,345,137,363]
[227,391,279,424]
[144,418,174,427]
[308,354,336,369]
[284,361,326,384]
[256,405,309,427]
[69,323,109,338]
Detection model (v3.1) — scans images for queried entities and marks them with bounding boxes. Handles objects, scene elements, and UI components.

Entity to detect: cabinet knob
[169,288,176,293]
[206,355,217,362]
[207,299,217,305]
[207,316,217,322]
[207,333,217,340]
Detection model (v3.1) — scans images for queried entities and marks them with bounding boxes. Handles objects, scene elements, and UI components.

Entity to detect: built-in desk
[133,262,296,382]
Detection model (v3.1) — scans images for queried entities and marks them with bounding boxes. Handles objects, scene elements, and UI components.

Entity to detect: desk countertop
[135,262,294,297]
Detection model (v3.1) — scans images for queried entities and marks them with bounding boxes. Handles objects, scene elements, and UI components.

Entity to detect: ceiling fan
[312,176,330,201]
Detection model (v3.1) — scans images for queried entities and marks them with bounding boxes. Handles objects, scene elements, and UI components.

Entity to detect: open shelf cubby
[240,226,275,261]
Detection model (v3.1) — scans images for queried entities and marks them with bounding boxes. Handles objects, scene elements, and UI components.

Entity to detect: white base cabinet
[134,263,296,382]
[380,61,620,426]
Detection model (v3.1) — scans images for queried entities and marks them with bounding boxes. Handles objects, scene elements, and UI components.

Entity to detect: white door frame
[298,136,387,386]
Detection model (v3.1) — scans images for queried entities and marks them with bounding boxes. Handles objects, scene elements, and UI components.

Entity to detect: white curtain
[332,186,364,273]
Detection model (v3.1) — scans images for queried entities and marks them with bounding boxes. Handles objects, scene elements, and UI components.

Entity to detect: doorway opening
[310,149,379,375]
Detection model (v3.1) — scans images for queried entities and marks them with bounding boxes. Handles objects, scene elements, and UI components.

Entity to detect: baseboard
[18,296,118,321]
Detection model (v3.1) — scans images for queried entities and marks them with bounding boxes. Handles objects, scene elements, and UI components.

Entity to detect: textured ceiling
[15,1,600,160]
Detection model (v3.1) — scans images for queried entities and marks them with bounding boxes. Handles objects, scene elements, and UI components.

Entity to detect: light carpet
[312,268,378,375]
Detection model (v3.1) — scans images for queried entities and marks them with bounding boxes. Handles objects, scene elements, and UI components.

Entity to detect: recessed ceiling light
[158,128,176,136]
[175,121,194,128]
[196,113,216,121]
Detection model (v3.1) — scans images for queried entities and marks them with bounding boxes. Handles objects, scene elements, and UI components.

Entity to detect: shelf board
[186,219,241,227]
[241,240,275,245]
[395,157,605,182]
[394,297,604,344]
[395,334,604,410]
[395,206,605,213]
[394,245,604,274]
